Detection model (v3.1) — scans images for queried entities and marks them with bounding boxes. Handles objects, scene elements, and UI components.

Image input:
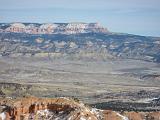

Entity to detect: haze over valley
[0,0,160,119]
[0,22,160,119]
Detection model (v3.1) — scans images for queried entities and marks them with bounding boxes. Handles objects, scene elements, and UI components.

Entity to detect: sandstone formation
[0,97,160,120]
[1,22,108,34]
[0,97,101,120]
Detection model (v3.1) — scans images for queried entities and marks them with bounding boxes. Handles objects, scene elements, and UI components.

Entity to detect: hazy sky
[0,0,160,36]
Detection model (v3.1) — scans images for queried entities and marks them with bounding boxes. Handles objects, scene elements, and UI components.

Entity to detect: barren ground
[0,57,160,110]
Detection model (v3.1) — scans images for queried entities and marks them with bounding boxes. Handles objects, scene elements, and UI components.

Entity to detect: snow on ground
[116,112,129,120]
[80,116,87,120]
[137,97,159,103]
[0,112,6,120]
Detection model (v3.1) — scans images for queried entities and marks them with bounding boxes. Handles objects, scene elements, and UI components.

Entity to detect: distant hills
[0,22,108,34]
[0,23,160,62]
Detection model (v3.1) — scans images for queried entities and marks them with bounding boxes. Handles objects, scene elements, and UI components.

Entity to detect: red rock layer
[0,97,160,120]
[0,97,98,120]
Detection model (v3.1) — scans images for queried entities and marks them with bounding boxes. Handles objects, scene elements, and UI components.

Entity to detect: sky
[0,0,160,36]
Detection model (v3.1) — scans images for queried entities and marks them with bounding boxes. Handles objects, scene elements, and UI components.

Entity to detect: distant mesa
[0,22,109,34]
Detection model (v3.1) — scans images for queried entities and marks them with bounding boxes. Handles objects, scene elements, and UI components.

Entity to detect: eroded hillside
[0,32,160,62]
[0,97,160,120]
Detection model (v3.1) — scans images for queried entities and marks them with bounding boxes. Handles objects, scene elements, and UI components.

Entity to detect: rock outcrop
[0,22,108,34]
[1,22,160,62]
[0,97,160,120]
[0,97,101,120]
[103,110,160,120]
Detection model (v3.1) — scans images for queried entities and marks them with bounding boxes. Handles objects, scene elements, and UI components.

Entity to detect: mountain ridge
[0,22,160,63]
[0,22,108,34]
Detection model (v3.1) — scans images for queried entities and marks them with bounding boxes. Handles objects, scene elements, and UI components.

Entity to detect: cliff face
[0,22,108,34]
[0,97,160,120]
[0,97,101,120]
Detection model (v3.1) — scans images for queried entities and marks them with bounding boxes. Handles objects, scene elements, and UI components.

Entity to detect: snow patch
[116,112,129,120]
[91,108,103,119]
[37,109,50,116]
[0,112,6,120]
[80,116,87,120]
[138,97,159,103]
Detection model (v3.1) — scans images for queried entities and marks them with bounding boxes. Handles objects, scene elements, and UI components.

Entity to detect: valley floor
[0,57,160,111]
